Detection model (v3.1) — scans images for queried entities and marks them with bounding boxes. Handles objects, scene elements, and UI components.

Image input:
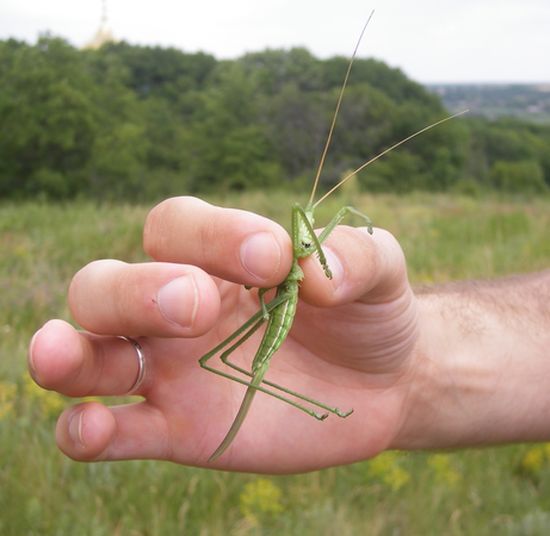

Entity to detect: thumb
[299,226,410,307]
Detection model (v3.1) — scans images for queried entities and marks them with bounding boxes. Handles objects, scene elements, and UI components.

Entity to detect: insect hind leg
[220,345,353,418]
[200,359,329,420]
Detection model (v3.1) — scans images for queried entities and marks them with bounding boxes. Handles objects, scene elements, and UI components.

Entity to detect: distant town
[428,83,550,123]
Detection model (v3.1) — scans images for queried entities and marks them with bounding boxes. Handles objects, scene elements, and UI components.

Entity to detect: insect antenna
[313,109,469,208]
[307,9,375,206]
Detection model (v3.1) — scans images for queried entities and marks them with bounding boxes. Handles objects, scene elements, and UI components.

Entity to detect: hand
[28,196,419,473]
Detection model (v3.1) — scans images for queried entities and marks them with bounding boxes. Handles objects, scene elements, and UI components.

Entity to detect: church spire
[84,0,116,49]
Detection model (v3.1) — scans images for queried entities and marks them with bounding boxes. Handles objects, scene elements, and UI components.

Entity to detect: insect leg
[258,287,271,320]
[254,375,353,418]
[244,286,272,319]
[219,361,353,418]
[199,295,329,419]
[294,205,373,281]
[217,316,353,418]
[198,293,287,367]
[200,355,329,420]
[317,206,373,244]
[293,205,333,278]
[219,350,352,417]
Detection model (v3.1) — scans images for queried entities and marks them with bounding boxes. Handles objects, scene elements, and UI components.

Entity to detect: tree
[1,34,548,200]
[0,37,97,198]
[186,62,280,191]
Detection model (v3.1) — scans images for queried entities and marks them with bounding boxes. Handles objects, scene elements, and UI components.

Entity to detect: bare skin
[28,196,550,474]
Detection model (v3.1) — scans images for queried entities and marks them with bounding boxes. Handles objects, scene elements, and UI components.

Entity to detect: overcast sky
[1,0,549,83]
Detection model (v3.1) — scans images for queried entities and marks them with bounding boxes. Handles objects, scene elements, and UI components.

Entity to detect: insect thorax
[285,260,304,284]
[293,204,316,259]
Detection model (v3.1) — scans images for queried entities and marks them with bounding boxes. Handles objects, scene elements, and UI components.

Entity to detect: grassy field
[1,192,550,535]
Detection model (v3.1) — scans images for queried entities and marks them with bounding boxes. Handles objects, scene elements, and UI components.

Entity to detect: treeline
[1,36,549,201]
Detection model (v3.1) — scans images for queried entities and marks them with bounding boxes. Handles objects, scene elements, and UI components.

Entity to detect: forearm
[393,270,550,450]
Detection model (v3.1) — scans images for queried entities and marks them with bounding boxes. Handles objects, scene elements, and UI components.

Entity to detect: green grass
[1,193,550,535]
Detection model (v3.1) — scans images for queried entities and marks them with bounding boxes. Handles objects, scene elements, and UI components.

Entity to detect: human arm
[395,271,550,450]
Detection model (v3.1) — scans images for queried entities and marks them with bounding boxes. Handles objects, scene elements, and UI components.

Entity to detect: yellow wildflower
[239,478,284,524]
[519,447,545,477]
[368,451,411,491]
[22,373,65,418]
[427,454,461,487]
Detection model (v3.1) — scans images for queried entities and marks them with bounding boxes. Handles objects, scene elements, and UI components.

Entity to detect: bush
[490,160,548,193]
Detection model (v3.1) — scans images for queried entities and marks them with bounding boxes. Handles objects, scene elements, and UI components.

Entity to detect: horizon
[3,30,549,87]
[1,0,549,85]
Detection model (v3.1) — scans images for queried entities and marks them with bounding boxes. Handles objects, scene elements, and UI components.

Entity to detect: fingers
[299,226,410,307]
[30,321,171,459]
[29,319,151,397]
[30,322,178,462]
[30,320,172,462]
[142,197,408,310]
[142,197,408,309]
[69,260,220,337]
[143,196,292,288]
[56,401,172,461]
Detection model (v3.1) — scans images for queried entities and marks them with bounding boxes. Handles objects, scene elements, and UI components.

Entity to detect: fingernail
[324,247,345,289]
[240,232,281,281]
[68,410,85,447]
[28,328,42,381]
[157,275,199,328]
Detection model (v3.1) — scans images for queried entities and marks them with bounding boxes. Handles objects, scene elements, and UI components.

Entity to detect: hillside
[1,37,549,200]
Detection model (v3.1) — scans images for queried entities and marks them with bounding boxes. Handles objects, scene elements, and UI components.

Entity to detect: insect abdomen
[252,281,299,371]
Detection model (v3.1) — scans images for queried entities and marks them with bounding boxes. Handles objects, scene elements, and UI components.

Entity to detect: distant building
[83,0,117,49]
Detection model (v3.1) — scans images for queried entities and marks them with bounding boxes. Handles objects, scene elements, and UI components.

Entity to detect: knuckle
[69,260,126,327]
[143,199,171,258]
[197,217,219,263]
[143,196,210,260]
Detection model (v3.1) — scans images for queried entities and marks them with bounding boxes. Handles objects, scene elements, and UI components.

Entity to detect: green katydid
[199,11,467,462]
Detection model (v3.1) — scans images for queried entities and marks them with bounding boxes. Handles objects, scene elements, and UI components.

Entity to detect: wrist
[390,274,550,450]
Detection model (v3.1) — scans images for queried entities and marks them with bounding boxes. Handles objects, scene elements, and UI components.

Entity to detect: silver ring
[119,336,146,395]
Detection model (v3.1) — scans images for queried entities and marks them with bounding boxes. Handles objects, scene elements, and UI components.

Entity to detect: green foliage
[0,37,97,198]
[99,42,216,99]
[185,62,282,192]
[490,160,548,193]
[0,37,549,200]
[467,118,550,190]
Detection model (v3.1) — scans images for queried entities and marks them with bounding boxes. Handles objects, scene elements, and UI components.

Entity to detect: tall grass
[1,194,549,535]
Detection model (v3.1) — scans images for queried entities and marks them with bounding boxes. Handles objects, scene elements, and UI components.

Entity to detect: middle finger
[68,260,220,337]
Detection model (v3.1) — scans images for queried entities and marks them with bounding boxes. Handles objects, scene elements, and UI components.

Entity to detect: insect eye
[302,241,311,249]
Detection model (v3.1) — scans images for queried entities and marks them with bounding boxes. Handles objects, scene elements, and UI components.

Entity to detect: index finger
[143,197,292,288]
